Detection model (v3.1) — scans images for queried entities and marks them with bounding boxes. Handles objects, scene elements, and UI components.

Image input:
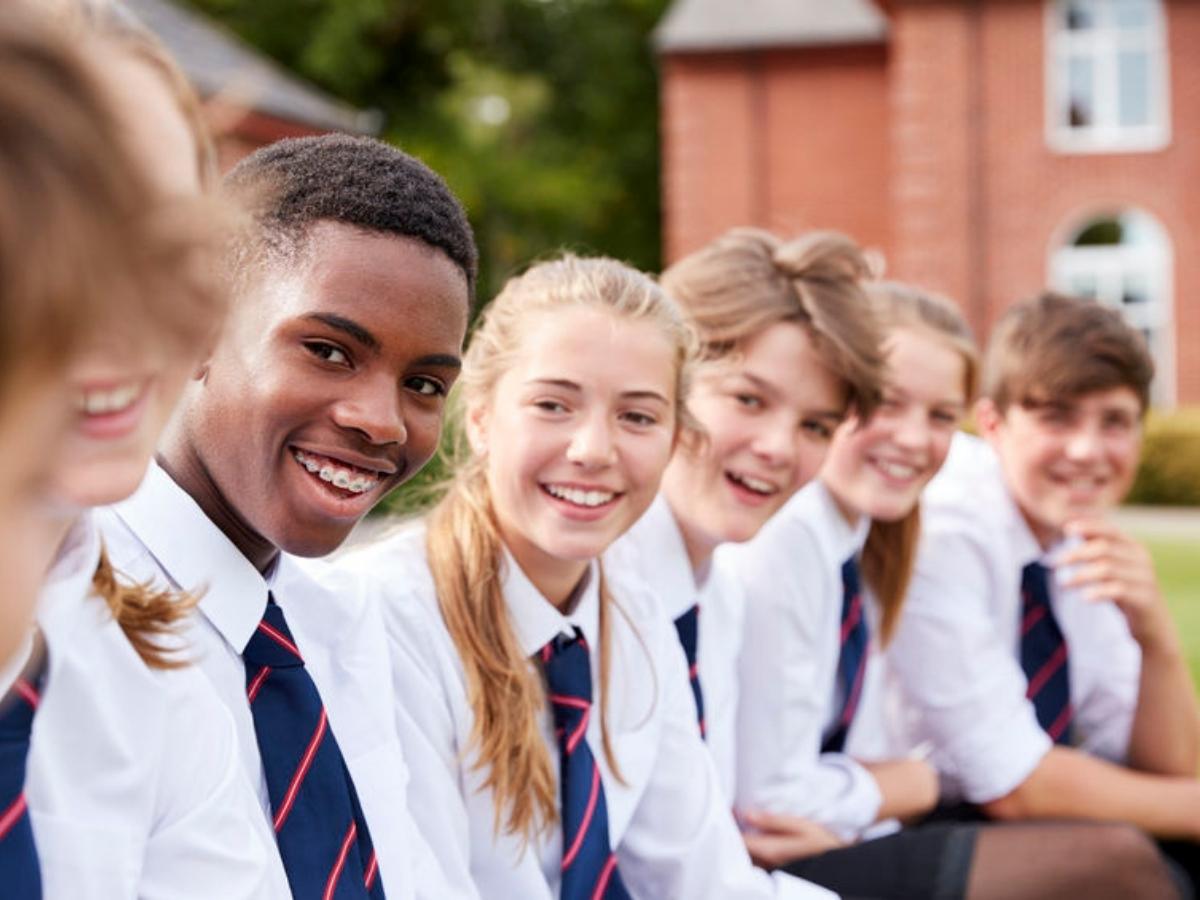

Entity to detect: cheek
[629,433,676,489]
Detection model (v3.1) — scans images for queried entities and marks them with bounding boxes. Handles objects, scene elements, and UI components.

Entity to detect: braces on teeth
[293,450,379,495]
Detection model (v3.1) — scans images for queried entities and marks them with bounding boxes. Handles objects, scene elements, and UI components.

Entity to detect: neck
[661,464,715,581]
[156,432,279,575]
[499,526,590,613]
[822,476,864,530]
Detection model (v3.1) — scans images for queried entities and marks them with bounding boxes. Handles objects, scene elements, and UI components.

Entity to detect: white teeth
[877,460,917,479]
[76,382,141,415]
[730,472,775,495]
[545,484,615,507]
[292,450,379,495]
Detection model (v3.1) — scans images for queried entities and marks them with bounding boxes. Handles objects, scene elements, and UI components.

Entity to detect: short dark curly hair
[226,133,477,296]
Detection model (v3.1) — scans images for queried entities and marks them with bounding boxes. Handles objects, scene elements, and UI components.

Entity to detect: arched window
[1050,209,1173,404]
[1046,0,1169,152]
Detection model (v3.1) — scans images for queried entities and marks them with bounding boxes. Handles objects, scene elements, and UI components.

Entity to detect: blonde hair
[426,254,696,841]
[860,281,978,644]
[660,228,885,419]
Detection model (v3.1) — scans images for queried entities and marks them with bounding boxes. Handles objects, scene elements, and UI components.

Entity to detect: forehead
[266,222,469,345]
[511,306,675,390]
[716,320,842,400]
[885,328,967,400]
[1022,384,1143,419]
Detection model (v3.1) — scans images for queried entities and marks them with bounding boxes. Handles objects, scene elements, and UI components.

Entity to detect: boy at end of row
[889,292,1200,889]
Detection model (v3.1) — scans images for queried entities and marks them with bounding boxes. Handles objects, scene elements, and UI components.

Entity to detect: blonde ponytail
[91,545,196,669]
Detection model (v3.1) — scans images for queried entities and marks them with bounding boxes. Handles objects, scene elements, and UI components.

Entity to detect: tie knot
[1022,561,1052,606]
[243,598,306,669]
[540,628,592,728]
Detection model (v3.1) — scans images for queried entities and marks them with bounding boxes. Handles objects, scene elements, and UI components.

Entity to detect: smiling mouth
[541,483,620,509]
[74,380,145,417]
[726,470,777,496]
[292,449,383,495]
[871,457,921,482]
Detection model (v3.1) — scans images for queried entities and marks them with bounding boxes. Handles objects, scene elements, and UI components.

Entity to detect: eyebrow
[528,378,669,404]
[303,314,461,369]
[303,312,379,352]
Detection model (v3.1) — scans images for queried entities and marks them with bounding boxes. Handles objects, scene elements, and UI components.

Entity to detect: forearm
[862,758,938,822]
[982,746,1200,840]
[1127,639,1200,776]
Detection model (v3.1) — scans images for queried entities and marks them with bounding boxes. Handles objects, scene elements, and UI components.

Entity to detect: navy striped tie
[243,597,385,900]
[0,647,46,899]
[1020,562,1074,744]
[672,604,706,737]
[540,629,631,900]
[822,556,869,754]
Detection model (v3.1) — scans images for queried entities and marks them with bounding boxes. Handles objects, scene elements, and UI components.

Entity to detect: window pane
[1117,50,1151,127]
[1113,0,1153,31]
[1074,218,1123,246]
[1122,273,1151,305]
[1067,54,1095,127]
[1070,273,1100,298]
[1062,0,1098,31]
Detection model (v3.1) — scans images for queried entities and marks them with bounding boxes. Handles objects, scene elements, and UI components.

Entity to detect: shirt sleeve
[888,523,1052,804]
[377,578,482,900]
[617,618,838,900]
[141,672,286,900]
[1061,594,1141,763]
[731,525,882,839]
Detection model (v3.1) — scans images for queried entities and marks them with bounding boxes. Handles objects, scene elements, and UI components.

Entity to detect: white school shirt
[605,493,744,799]
[20,513,277,899]
[94,462,464,900]
[341,525,838,900]
[887,433,1142,804]
[723,479,891,841]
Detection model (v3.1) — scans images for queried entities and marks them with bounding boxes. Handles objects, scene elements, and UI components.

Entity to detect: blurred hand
[861,757,939,821]
[738,809,845,870]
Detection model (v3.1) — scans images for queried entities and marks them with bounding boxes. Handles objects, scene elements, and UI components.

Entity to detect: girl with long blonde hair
[343,254,837,898]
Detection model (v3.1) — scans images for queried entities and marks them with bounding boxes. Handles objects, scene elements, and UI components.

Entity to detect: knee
[1083,824,1179,899]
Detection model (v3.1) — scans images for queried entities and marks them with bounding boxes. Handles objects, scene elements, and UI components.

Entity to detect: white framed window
[1045,0,1170,153]
[1050,209,1173,405]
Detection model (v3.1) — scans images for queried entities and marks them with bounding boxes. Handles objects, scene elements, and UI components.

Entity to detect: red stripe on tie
[273,708,328,832]
[14,678,38,710]
[247,666,272,702]
[591,853,619,900]
[1047,704,1074,742]
[840,595,862,643]
[688,663,699,680]
[562,765,601,871]
[0,794,26,840]
[840,653,868,727]
[1025,644,1068,700]
[550,694,590,712]
[257,621,303,659]
[1022,605,1046,636]
[698,717,707,737]
[364,851,379,889]
[566,705,591,755]
[322,821,357,900]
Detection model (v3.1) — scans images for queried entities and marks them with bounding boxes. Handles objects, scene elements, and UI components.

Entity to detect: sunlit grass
[1142,536,1200,687]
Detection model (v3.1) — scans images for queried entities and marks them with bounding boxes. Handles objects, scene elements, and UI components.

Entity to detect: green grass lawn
[1142,536,1200,686]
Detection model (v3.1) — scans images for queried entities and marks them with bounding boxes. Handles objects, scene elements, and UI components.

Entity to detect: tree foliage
[189,0,670,301]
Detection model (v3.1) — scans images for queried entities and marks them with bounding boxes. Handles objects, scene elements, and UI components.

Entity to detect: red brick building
[657,0,1199,405]
[126,0,379,171]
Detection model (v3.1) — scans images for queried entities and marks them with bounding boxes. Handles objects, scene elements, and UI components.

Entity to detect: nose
[1064,421,1103,462]
[565,412,616,468]
[892,407,930,450]
[750,413,796,468]
[330,375,407,446]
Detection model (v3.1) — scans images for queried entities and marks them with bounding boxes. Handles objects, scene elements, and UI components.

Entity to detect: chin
[273,524,354,559]
[53,461,150,509]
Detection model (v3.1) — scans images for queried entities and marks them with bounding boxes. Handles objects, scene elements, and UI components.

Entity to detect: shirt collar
[108,461,268,654]
[37,512,102,628]
[504,550,601,659]
[996,481,1051,569]
[812,478,870,563]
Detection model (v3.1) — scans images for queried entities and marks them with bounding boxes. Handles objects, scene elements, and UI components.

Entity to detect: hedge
[1128,409,1200,506]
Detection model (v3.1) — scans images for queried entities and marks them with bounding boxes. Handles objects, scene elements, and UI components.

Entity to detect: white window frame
[1049,209,1174,406]
[1044,0,1170,154]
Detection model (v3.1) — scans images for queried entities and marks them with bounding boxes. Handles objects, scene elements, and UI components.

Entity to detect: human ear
[974,397,1002,443]
[465,401,489,457]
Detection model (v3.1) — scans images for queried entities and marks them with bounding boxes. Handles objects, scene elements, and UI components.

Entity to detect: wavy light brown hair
[426,254,696,842]
[859,282,978,644]
[660,228,885,421]
[2,5,228,668]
